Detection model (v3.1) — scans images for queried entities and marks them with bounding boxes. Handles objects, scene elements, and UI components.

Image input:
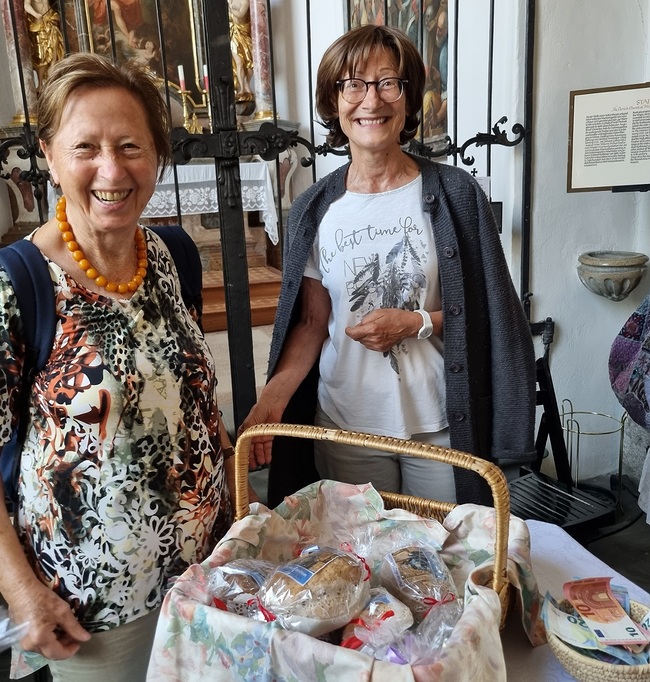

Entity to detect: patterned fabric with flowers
[148,480,543,681]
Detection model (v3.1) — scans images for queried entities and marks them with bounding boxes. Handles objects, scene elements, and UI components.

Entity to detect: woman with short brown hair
[241,24,536,509]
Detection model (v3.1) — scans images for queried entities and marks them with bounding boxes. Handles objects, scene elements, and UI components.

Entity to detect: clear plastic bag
[379,541,459,623]
[207,558,276,618]
[378,598,464,665]
[0,606,27,653]
[341,587,414,654]
[259,545,371,637]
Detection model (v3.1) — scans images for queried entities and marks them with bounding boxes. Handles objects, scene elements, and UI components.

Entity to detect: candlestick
[203,64,209,93]
[177,64,186,91]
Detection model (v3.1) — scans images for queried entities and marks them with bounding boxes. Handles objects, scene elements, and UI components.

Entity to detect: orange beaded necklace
[56,195,147,295]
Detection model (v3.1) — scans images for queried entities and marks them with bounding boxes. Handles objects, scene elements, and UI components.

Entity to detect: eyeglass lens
[339,78,404,103]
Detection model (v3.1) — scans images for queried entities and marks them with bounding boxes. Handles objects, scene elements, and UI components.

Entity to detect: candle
[178,64,186,91]
[203,64,209,92]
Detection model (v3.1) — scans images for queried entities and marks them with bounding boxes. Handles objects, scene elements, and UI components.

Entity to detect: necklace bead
[56,195,147,295]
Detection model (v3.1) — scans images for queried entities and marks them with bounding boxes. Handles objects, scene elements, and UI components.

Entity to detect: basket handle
[234,423,511,597]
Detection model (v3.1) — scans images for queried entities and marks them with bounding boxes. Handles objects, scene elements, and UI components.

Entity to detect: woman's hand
[238,397,286,469]
[238,276,331,470]
[345,308,443,352]
[0,485,90,661]
[9,579,91,660]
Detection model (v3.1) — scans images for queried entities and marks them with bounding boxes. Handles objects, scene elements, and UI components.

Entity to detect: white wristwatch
[415,309,433,339]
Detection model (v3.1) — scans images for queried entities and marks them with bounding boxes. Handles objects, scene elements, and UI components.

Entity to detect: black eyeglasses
[336,77,408,104]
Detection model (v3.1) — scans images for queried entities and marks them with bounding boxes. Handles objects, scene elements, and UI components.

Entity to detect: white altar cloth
[142,161,279,244]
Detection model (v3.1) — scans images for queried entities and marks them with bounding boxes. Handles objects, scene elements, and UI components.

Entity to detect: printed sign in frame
[568,82,650,192]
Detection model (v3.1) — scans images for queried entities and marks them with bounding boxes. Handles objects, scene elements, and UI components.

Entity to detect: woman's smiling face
[337,48,407,156]
[41,85,158,238]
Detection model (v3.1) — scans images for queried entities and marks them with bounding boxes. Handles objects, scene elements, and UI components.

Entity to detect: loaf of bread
[208,558,276,617]
[341,587,414,650]
[259,546,370,636]
[379,544,458,622]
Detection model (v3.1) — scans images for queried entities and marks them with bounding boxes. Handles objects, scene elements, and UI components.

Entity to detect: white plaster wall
[531,0,650,477]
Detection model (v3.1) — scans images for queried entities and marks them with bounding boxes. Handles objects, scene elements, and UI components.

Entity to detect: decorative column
[250,0,273,120]
[1,0,38,124]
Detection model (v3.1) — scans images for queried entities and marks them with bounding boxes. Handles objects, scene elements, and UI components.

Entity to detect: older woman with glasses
[241,24,536,508]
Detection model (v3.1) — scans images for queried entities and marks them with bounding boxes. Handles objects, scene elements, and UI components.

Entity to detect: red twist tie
[339,542,372,582]
[340,609,396,649]
[423,592,456,617]
[255,597,277,623]
[212,597,228,611]
[341,635,364,650]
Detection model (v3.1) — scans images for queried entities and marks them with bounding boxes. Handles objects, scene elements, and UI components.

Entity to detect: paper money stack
[543,576,650,666]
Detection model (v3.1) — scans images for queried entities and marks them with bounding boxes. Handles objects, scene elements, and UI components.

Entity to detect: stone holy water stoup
[577,250,649,302]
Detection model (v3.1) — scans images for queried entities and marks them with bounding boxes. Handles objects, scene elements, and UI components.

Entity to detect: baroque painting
[348,0,449,145]
[75,0,205,107]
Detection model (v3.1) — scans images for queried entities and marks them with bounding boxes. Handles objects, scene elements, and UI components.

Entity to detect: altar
[142,160,279,245]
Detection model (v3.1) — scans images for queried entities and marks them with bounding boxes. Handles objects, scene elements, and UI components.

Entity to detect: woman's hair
[37,52,171,177]
[315,24,426,149]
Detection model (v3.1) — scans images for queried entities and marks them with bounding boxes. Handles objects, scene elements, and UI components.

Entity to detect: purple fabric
[609,295,650,430]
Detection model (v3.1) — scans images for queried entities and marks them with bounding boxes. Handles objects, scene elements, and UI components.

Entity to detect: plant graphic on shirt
[348,233,427,374]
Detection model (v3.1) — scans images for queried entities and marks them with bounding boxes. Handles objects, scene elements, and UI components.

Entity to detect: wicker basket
[234,423,512,626]
[548,600,650,682]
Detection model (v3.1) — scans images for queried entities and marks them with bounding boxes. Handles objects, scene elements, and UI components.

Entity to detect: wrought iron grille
[0,0,535,428]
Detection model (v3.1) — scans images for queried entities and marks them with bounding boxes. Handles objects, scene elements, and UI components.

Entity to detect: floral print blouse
[0,229,231,632]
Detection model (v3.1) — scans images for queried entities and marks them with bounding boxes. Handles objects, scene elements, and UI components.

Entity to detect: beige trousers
[47,607,160,682]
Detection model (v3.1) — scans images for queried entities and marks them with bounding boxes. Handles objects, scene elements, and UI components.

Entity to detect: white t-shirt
[304,175,447,438]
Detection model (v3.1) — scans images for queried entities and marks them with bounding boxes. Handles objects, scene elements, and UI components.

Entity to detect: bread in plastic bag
[341,586,414,653]
[259,545,371,637]
[378,598,464,665]
[379,542,458,623]
[207,558,276,617]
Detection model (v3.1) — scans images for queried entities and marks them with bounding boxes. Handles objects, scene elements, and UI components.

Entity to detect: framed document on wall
[568,82,650,192]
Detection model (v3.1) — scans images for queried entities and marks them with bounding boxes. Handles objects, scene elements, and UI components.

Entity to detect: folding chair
[508,319,618,542]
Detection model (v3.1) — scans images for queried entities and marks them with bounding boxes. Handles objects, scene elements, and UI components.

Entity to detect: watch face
[418,326,433,339]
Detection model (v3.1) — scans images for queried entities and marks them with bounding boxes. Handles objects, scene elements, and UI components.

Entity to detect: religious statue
[23,0,65,91]
[228,0,255,109]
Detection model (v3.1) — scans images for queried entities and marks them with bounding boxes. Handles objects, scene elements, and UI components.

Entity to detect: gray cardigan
[265,155,536,506]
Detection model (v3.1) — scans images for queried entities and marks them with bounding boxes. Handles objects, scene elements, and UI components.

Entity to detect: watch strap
[415,308,433,339]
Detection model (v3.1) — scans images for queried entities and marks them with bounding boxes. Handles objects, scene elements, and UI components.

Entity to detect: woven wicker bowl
[548,600,650,682]
[235,422,512,628]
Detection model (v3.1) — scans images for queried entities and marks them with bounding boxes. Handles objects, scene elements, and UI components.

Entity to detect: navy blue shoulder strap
[0,239,55,508]
[0,239,56,373]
